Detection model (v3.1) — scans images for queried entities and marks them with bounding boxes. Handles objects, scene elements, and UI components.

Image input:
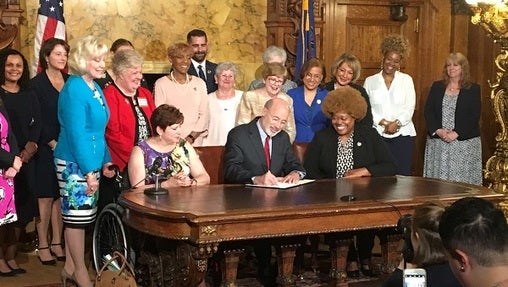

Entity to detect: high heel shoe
[0,269,14,277]
[6,262,26,274]
[61,268,76,287]
[37,246,56,265]
[50,243,66,261]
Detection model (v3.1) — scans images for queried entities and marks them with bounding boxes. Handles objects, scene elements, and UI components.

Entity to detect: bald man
[224,97,305,185]
[223,98,306,285]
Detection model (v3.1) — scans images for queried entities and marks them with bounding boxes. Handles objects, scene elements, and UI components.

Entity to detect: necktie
[264,136,271,170]
[198,65,206,81]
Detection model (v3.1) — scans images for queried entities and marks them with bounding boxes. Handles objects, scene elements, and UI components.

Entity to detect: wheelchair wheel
[92,203,128,272]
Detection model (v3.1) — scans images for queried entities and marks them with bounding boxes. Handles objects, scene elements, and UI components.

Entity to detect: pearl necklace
[170,71,189,85]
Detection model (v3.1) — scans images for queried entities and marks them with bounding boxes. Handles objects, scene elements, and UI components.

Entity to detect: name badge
[138,98,148,107]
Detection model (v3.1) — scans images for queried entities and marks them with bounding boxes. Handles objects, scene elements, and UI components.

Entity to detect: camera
[396,214,414,263]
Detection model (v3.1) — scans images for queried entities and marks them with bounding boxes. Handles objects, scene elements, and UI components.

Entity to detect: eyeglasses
[305,73,322,80]
[266,77,284,86]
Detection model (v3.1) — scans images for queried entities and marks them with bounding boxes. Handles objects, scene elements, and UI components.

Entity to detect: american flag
[33,0,66,75]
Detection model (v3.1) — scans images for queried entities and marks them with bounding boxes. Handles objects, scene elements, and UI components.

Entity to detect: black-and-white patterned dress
[423,93,482,185]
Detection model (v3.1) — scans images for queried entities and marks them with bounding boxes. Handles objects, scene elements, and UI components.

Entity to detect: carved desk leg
[220,249,245,287]
[308,235,320,273]
[189,243,219,286]
[329,238,351,286]
[380,234,402,274]
[276,244,299,287]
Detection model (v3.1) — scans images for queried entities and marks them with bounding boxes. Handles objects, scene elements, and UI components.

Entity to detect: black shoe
[37,246,57,266]
[6,263,26,274]
[0,269,15,277]
[50,243,66,261]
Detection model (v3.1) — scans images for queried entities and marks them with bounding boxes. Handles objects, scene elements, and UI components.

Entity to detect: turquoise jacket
[54,75,111,174]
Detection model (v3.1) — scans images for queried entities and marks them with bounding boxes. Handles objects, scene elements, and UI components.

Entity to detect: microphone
[131,156,163,189]
[146,156,162,176]
[144,156,168,195]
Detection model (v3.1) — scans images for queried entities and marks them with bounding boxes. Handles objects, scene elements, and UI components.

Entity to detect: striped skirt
[55,158,99,227]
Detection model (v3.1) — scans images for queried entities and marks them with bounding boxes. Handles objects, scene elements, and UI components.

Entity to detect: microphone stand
[144,173,169,195]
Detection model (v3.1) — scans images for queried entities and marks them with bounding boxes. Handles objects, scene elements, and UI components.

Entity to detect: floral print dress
[0,112,16,226]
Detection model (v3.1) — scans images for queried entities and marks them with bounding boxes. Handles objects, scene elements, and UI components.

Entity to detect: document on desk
[245,179,315,189]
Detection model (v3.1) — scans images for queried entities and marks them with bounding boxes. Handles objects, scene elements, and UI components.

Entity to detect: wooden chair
[292,142,308,164]
[194,146,225,184]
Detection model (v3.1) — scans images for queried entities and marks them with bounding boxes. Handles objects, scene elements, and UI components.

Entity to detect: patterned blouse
[336,132,354,178]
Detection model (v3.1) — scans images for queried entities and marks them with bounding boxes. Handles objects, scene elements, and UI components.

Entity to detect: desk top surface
[119,176,504,242]
[120,176,502,222]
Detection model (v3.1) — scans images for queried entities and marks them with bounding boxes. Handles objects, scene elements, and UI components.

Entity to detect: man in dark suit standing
[224,98,305,285]
[186,29,218,94]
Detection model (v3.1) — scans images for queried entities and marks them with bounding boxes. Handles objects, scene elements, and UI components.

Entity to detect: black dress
[31,71,67,199]
[1,87,41,224]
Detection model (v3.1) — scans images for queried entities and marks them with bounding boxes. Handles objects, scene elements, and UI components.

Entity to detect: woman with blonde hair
[423,52,481,185]
[325,53,373,127]
[54,36,115,287]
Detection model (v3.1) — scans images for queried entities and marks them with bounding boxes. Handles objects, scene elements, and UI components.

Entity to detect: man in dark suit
[224,97,305,184]
[223,98,305,285]
[186,29,218,94]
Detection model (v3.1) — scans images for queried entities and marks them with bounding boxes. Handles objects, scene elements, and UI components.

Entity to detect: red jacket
[104,85,155,171]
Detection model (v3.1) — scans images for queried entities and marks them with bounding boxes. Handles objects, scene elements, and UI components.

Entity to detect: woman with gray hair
[101,49,155,208]
[248,45,297,93]
[202,62,243,146]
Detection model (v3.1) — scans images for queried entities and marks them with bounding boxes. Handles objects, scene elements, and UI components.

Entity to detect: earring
[460,265,465,271]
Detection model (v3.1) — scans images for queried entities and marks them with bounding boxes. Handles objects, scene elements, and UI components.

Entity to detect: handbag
[95,251,137,287]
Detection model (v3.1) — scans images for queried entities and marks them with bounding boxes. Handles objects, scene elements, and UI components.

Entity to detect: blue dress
[54,76,111,226]
[287,85,330,143]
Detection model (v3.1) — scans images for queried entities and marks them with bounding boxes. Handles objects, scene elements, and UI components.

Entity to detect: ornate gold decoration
[200,225,217,237]
[467,0,508,217]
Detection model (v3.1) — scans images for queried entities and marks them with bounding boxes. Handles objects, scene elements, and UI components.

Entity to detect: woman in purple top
[128,104,210,189]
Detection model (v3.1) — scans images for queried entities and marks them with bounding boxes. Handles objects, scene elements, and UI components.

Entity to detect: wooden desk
[120,176,503,286]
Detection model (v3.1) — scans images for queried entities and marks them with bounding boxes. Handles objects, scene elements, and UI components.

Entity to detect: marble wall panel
[19,0,268,90]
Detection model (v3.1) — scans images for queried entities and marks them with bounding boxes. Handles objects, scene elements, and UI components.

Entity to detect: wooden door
[323,0,426,175]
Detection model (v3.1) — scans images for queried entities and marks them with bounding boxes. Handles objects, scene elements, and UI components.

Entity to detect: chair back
[194,146,225,184]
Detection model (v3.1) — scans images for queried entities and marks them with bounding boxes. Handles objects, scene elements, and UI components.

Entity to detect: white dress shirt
[363,70,416,138]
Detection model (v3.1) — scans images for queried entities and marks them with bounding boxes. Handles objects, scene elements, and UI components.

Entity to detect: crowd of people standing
[0,29,492,287]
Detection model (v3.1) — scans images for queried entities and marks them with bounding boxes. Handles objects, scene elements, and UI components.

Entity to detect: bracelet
[395,119,402,127]
[187,134,195,141]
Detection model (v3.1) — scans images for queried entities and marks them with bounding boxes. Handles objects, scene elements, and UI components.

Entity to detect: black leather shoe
[37,246,57,265]
[0,270,14,277]
[6,263,26,274]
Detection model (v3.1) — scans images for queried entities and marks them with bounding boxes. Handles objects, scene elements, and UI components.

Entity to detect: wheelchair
[92,165,130,272]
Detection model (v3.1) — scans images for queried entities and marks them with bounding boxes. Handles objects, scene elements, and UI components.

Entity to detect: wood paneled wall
[267,0,497,179]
